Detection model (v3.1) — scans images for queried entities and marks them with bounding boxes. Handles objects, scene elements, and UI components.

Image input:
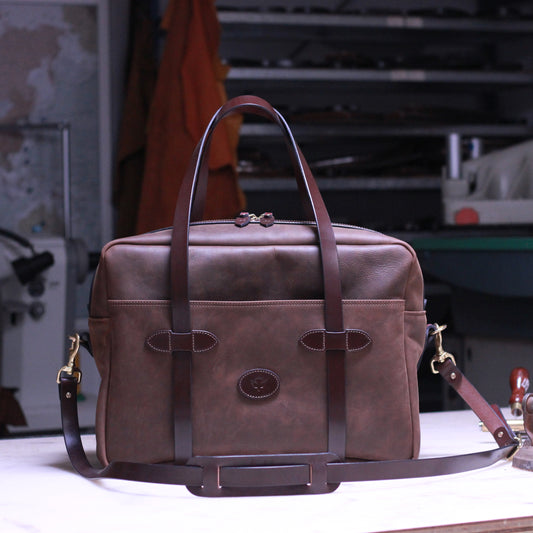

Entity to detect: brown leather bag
[58,96,517,496]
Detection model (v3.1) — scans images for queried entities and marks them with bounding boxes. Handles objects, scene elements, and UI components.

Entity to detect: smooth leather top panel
[91,223,424,315]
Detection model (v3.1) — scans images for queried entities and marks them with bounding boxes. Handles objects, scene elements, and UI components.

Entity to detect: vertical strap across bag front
[170,96,347,465]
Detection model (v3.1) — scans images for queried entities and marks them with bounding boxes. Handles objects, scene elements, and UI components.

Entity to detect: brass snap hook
[56,333,82,384]
[429,324,457,374]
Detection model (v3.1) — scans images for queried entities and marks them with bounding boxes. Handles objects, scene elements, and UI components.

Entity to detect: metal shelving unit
[219,2,533,226]
[228,67,533,84]
[240,176,440,191]
[240,123,533,139]
[219,10,533,33]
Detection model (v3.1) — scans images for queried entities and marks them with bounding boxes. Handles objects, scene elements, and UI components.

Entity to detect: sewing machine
[442,138,533,226]
[0,122,93,433]
[0,232,89,432]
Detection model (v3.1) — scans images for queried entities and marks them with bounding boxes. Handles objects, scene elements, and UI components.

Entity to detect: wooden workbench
[1,409,532,533]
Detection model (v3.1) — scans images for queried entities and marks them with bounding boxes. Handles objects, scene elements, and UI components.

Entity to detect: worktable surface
[1,409,532,533]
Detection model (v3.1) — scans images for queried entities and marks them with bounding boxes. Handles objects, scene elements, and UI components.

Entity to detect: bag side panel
[404,310,428,459]
[87,317,111,465]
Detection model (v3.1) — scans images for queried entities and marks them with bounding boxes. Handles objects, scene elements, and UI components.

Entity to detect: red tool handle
[509,367,530,417]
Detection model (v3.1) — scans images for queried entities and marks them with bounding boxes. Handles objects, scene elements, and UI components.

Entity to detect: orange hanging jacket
[136,0,244,234]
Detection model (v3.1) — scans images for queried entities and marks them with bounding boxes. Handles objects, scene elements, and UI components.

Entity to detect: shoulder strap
[57,331,518,497]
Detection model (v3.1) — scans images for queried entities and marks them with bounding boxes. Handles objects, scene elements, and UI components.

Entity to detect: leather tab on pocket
[146,330,218,353]
[299,329,371,352]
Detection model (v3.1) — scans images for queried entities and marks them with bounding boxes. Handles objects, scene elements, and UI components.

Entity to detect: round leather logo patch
[238,368,280,400]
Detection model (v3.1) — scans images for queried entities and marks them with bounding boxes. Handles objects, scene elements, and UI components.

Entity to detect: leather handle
[169,95,346,460]
[189,96,314,222]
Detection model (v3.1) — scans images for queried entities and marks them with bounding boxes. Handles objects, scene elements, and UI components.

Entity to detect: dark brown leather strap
[326,445,513,484]
[59,375,203,486]
[172,350,193,463]
[298,146,346,457]
[170,96,346,461]
[146,330,218,353]
[58,364,517,497]
[438,358,515,446]
[299,329,372,352]
[189,103,314,223]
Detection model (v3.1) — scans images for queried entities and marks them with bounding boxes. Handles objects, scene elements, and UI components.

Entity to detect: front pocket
[104,299,419,463]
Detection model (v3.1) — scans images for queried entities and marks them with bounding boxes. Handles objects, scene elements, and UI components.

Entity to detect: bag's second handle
[188,98,315,223]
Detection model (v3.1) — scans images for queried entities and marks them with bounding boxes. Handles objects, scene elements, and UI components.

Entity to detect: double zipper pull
[235,212,275,228]
[259,212,275,227]
[235,212,250,227]
[429,324,457,374]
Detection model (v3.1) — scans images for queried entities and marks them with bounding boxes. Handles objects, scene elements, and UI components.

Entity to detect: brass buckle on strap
[56,333,82,384]
[429,324,457,374]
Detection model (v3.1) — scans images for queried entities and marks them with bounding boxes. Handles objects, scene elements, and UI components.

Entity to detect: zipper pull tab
[235,212,275,228]
[235,211,251,227]
[259,212,275,227]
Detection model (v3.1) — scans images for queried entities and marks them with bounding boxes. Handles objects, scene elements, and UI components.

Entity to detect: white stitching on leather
[192,330,218,352]
[145,330,170,353]
[146,330,218,353]
[347,330,372,352]
[299,329,372,352]
[299,330,325,351]
[109,299,405,308]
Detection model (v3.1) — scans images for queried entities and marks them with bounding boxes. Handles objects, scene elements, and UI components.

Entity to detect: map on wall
[0,4,100,249]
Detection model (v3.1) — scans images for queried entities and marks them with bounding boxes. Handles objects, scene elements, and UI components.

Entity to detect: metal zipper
[190,217,380,234]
